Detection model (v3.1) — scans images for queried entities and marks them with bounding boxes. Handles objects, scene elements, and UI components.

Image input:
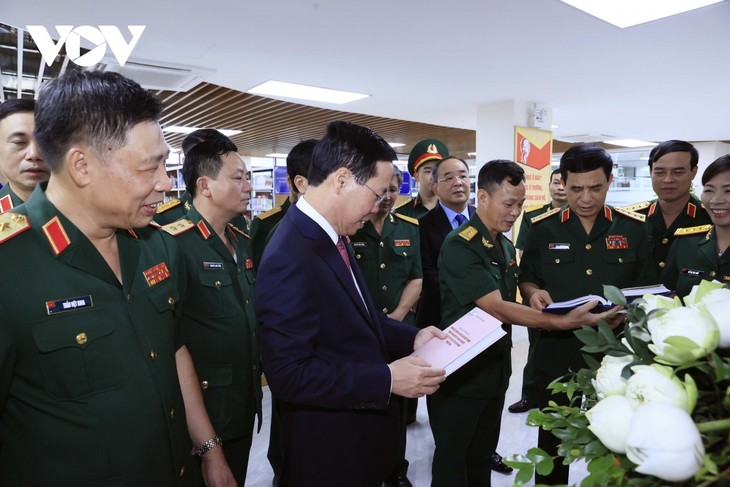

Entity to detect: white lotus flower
[592,354,633,399]
[683,279,724,307]
[625,364,695,413]
[586,395,634,454]
[625,402,704,482]
[695,287,730,348]
[638,293,682,314]
[646,306,720,364]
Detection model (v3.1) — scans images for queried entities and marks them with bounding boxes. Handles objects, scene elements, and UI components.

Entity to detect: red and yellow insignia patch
[143,262,171,287]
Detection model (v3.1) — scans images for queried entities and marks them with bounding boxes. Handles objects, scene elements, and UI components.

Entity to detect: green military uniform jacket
[394,194,429,219]
[438,214,516,398]
[0,184,23,214]
[515,202,553,250]
[621,195,711,274]
[519,206,655,377]
[161,206,262,441]
[250,198,291,268]
[661,224,730,298]
[350,213,423,325]
[0,185,191,486]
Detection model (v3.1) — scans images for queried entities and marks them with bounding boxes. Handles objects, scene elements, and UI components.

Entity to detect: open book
[410,307,506,376]
[542,284,673,314]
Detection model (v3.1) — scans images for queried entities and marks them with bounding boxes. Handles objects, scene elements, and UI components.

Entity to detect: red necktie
[336,237,351,272]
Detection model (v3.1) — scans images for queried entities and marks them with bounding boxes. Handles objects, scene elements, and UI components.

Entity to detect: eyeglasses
[363,183,395,205]
[437,174,470,185]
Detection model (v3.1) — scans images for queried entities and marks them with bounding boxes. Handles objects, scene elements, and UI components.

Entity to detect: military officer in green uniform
[431,160,617,487]
[510,167,567,414]
[0,98,49,213]
[0,71,232,486]
[161,137,262,485]
[620,140,711,274]
[662,155,730,298]
[250,139,316,268]
[155,129,249,233]
[519,145,655,485]
[394,139,447,219]
[351,164,422,487]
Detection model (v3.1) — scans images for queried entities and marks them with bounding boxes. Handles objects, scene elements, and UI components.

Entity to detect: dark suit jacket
[255,203,418,487]
[416,203,476,328]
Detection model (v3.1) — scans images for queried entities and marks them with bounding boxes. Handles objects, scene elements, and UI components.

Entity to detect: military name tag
[203,262,224,270]
[681,268,705,277]
[351,241,367,248]
[606,235,628,249]
[46,295,93,315]
[143,262,171,287]
[394,239,410,247]
[548,243,570,250]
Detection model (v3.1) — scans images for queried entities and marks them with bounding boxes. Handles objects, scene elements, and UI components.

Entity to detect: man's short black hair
[182,137,238,198]
[34,70,163,172]
[477,160,525,195]
[648,140,699,170]
[550,167,561,179]
[559,145,613,181]
[0,99,34,122]
[701,154,730,186]
[287,139,318,191]
[181,128,230,156]
[308,121,396,187]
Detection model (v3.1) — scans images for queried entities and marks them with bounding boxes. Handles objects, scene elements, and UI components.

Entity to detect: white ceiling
[3,0,730,143]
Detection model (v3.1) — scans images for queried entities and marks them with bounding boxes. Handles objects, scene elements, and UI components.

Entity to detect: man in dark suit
[416,156,475,330]
[255,121,446,487]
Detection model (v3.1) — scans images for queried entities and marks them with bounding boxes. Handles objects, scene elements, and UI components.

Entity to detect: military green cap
[408,139,449,175]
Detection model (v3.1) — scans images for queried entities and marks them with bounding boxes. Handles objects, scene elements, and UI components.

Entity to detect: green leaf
[514,464,535,485]
[583,439,608,457]
[587,454,615,474]
[603,284,627,306]
[574,325,598,347]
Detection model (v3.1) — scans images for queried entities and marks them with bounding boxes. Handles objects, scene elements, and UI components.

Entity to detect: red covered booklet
[410,307,506,376]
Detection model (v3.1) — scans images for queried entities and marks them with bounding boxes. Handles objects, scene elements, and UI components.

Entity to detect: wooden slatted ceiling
[154,82,476,160]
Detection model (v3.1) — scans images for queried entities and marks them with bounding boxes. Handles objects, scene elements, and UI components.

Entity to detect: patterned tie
[336,237,351,272]
[455,213,468,226]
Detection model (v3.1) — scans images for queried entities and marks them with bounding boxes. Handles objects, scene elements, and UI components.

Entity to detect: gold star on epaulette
[530,206,561,224]
[613,206,646,222]
[619,201,651,212]
[0,212,30,244]
[459,226,478,241]
[394,213,419,226]
[156,198,182,214]
[160,219,195,236]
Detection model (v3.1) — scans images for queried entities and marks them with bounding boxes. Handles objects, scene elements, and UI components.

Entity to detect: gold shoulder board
[619,201,651,212]
[459,226,478,241]
[530,206,561,224]
[523,203,545,213]
[613,206,646,222]
[156,199,182,214]
[674,224,713,237]
[394,213,419,226]
[257,206,283,220]
[0,212,30,244]
[160,219,195,236]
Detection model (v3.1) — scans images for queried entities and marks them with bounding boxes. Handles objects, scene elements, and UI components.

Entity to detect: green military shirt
[0,184,23,214]
[250,198,291,268]
[515,202,554,250]
[438,214,516,398]
[161,206,262,440]
[0,185,191,486]
[621,195,711,274]
[661,224,730,298]
[350,213,423,325]
[394,194,429,219]
[519,206,655,377]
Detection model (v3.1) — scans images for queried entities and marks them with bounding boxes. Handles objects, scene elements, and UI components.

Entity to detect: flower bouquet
[507,280,730,486]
